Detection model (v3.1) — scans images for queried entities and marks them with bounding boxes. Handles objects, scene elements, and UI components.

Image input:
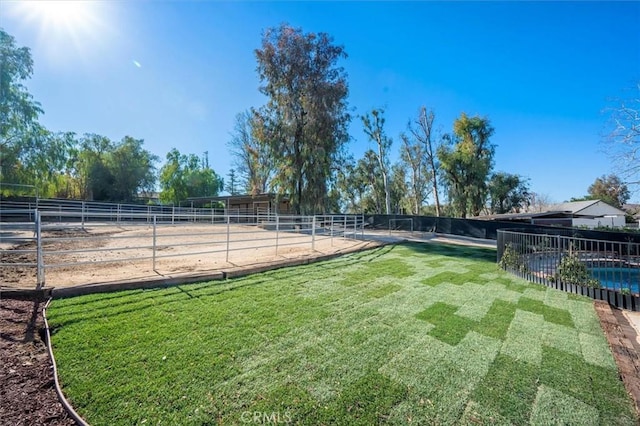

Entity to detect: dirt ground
[1,223,375,289]
[0,299,75,425]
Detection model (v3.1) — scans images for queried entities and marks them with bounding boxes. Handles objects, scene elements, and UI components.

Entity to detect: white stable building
[477,199,627,228]
[549,200,626,228]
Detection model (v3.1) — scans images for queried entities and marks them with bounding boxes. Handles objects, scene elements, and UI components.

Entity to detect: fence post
[152,215,157,271]
[226,214,230,263]
[275,215,280,256]
[330,215,334,246]
[353,215,357,239]
[312,216,316,251]
[343,215,347,240]
[172,206,175,225]
[36,210,45,289]
[556,234,562,268]
[81,201,85,231]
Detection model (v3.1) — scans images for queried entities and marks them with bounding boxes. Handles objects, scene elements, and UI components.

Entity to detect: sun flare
[21,1,94,30]
[6,0,114,68]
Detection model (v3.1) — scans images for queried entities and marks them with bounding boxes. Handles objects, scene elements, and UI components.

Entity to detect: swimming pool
[589,267,640,294]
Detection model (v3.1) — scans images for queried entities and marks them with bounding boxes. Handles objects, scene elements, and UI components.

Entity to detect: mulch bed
[0,298,76,425]
[1,296,640,425]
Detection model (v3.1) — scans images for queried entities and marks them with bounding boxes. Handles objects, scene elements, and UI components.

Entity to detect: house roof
[548,200,599,213]
[549,199,626,215]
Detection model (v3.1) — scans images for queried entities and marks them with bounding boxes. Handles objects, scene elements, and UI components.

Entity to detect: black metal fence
[497,229,640,311]
[366,214,640,244]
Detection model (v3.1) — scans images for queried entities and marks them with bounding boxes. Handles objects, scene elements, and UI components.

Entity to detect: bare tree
[527,192,554,213]
[399,132,429,214]
[408,106,443,216]
[603,82,640,186]
[227,110,273,195]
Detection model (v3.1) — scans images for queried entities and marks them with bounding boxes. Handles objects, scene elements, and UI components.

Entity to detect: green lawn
[48,243,637,425]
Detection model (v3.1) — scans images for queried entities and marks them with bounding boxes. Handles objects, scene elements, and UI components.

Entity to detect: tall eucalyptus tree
[255,24,350,214]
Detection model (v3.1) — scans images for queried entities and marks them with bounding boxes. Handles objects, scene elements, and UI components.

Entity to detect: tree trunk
[382,170,391,215]
[376,137,391,215]
[431,166,441,217]
[294,112,304,214]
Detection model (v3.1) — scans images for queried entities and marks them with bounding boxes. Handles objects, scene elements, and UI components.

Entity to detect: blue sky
[3,1,639,203]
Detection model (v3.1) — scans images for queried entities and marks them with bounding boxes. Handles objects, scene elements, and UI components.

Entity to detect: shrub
[556,254,601,288]
[499,244,528,273]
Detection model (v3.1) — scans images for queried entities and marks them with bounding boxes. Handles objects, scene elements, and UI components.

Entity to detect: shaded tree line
[338,109,529,217]
[7,24,634,215]
[158,149,223,205]
[1,24,528,215]
[1,29,223,205]
[227,23,533,217]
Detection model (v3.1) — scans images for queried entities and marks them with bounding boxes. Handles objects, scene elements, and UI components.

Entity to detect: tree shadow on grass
[48,244,396,329]
[49,243,495,331]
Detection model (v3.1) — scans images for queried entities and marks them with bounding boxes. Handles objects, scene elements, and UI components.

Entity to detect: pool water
[589,267,640,294]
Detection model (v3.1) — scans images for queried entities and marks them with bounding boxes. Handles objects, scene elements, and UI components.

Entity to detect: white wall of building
[579,201,626,218]
[572,215,626,228]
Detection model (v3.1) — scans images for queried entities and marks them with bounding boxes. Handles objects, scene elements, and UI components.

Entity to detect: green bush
[555,254,601,288]
[499,244,528,273]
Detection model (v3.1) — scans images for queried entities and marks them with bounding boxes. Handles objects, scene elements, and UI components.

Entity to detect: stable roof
[549,199,626,216]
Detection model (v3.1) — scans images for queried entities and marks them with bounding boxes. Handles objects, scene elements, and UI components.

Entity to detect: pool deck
[623,310,640,348]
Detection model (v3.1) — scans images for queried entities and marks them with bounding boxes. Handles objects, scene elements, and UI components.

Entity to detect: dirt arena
[0,223,377,289]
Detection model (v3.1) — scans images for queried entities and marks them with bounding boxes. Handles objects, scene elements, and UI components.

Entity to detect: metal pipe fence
[497,229,640,302]
[0,198,276,224]
[1,210,366,288]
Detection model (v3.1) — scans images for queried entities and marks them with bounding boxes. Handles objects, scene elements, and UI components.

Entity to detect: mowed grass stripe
[48,243,637,425]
